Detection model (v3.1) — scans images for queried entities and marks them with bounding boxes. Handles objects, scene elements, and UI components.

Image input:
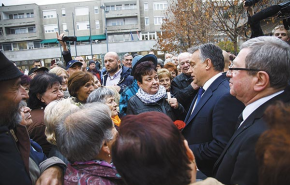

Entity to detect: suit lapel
[184,74,227,125]
[213,88,290,172]
[184,95,197,123]
[186,90,212,124]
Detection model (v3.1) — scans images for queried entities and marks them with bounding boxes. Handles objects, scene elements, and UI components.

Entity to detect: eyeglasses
[227,63,262,74]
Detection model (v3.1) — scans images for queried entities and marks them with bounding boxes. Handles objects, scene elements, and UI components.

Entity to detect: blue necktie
[195,87,205,106]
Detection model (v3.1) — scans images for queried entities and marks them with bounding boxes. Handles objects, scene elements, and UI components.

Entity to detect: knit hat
[0,51,23,82]
[131,54,157,76]
[89,60,95,66]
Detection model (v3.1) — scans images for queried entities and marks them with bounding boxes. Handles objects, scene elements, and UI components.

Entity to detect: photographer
[244,0,290,41]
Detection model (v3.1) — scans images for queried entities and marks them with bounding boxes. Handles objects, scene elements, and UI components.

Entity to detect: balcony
[107,24,140,33]
[3,32,39,42]
[106,9,138,18]
[1,17,36,27]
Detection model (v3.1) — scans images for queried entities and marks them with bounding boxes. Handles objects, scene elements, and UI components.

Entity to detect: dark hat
[28,67,49,76]
[131,54,157,76]
[89,60,95,66]
[0,51,23,82]
[66,60,83,70]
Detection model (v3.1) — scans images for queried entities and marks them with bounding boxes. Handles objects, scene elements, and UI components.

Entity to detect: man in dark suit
[213,36,290,185]
[182,44,244,177]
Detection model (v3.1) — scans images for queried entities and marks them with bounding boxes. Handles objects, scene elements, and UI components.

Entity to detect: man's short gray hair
[87,87,115,104]
[123,53,132,60]
[241,36,290,89]
[55,102,113,162]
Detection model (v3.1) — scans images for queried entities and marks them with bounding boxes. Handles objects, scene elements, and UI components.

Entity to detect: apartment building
[0,0,169,70]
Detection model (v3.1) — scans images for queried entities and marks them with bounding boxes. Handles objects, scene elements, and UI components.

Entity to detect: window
[96,20,100,29]
[3,43,12,51]
[145,17,149,26]
[153,2,168,10]
[43,10,57,19]
[116,5,122,10]
[144,2,148,11]
[75,7,89,16]
[27,42,34,49]
[13,43,19,51]
[26,12,34,18]
[62,8,66,16]
[44,24,58,33]
[34,41,41,48]
[63,23,67,32]
[28,27,36,33]
[106,5,116,11]
[18,42,27,50]
[124,4,136,10]
[0,28,3,36]
[94,6,99,14]
[18,13,24,19]
[76,21,89,30]
[154,16,165,25]
[107,18,124,26]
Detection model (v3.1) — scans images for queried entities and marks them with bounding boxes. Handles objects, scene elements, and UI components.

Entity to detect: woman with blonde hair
[44,98,79,164]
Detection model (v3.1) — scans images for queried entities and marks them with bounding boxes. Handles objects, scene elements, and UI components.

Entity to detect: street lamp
[100,5,109,53]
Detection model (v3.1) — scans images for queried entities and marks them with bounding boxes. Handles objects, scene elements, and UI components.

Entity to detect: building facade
[0,0,169,70]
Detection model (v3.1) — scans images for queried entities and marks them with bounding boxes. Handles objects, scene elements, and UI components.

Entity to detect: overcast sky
[1,0,92,6]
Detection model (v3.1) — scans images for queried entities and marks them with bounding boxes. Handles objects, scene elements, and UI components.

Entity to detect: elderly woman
[19,100,33,126]
[127,60,186,121]
[112,112,201,185]
[49,66,70,98]
[55,103,123,185]
[68,71,95,104]
[44,98,79,164]
[27,73,64,156]
[87,87,121,127]
[157,68,172,93]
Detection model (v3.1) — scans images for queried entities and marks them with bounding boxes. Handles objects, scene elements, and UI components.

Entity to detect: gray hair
[87,87,115,104]
[188,44,224,72]
[55,102,114,162]
[123,53,132,60]
[241,36,290,89]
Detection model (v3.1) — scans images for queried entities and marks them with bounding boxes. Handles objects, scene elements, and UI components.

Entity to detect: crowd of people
[1,22,290,185]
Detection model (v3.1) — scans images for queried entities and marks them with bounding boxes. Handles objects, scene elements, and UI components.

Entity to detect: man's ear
[253,71,270,92]
[184,140,195,161]
[204,58,212,70]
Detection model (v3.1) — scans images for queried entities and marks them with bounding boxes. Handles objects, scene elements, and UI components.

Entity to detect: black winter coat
[126,94,186,121]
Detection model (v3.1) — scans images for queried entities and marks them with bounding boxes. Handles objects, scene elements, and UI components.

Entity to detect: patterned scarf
[136,85,166,104]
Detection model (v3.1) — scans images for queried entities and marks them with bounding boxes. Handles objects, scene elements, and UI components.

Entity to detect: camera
[245,0,260,7]
[62,36,77,42]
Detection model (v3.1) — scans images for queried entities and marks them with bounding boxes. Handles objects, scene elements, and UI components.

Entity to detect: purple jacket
[64,160,124,185]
